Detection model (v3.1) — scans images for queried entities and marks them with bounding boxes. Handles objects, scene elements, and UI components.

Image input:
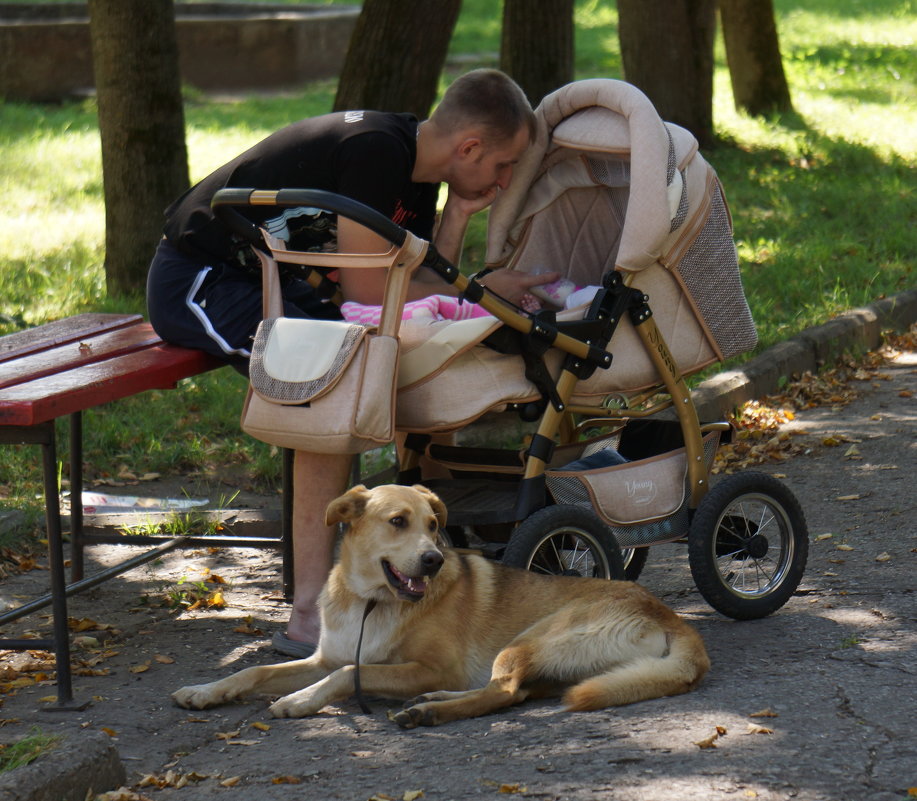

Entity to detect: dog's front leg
[269,661,452,718]
[172,656,332,710]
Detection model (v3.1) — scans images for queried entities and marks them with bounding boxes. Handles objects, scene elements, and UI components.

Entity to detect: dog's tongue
[390,563,426,596]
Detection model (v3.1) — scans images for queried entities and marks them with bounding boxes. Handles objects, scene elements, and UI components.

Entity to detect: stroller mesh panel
[675,186,757,359]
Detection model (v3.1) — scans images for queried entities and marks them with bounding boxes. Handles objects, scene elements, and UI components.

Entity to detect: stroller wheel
[503,505,626,580]
[621,546,650,581]
[688,472,808,620]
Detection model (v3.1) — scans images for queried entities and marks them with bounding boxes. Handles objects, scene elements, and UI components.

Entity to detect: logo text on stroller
[626,479,657,505]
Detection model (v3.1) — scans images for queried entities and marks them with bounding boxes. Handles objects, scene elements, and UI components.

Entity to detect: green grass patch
[0,728,60,774]
[0,0,914,524]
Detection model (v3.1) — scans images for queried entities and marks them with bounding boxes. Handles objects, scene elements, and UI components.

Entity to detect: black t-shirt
[163,111,438,263]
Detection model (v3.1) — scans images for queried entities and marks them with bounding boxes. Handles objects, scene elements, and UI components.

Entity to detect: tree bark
[500,0,574,107]
[617,0,717,146]
[333,0,463,118]
[88,0,189,297]
[719,0,793,116]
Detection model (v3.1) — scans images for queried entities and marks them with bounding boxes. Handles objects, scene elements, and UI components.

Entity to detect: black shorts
[146,239,341,373]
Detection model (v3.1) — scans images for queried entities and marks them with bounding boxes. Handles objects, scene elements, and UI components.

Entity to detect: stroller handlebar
[211,188,408,249]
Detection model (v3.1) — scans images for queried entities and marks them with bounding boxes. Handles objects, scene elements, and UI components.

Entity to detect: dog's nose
[421,550,444,575]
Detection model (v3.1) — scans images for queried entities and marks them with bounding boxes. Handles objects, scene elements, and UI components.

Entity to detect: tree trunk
[617,0,717,146]
[88,0,189,298]
[719,0,793,116]
[500,0,574,107]
[333,0,463,119]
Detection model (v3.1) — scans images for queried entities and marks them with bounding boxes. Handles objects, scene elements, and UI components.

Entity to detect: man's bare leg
[284,450,352,646]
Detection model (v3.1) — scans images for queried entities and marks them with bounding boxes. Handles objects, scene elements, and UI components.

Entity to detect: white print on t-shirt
[344,111,365,124]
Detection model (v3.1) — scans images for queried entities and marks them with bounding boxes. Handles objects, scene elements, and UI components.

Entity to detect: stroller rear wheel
[620,546,650,581]
[503,505,626,580]
[688,472,808,620]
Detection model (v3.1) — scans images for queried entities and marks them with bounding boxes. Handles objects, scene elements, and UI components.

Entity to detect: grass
[0,728,60,774]
[0,0,914,523]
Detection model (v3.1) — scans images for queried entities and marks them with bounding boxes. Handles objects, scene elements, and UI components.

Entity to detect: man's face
[446,126,531,201]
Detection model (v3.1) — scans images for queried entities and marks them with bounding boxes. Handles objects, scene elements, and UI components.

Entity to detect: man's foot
[272,631,317,658]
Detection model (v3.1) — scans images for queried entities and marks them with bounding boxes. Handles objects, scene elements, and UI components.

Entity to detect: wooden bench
[0,313,293,708]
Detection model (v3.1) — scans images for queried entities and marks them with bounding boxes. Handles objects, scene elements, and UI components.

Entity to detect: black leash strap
[354,599,377,714]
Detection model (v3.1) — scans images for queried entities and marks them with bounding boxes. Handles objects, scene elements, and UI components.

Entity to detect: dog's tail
[562,624,710,711]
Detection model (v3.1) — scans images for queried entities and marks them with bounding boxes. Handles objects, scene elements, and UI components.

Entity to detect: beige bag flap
[249,317,370,405]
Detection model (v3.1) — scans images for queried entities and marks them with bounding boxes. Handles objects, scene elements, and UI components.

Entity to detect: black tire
[621,546,650,581]
[688,472,808,620]
[503,505,626,580]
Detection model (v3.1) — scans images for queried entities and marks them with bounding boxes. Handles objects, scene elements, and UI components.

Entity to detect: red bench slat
[0,313,142,364]
[0,345,222,426]
[0,323,164,390]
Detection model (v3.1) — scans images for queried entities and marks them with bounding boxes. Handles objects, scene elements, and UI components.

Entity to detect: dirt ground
[0,345,914,801]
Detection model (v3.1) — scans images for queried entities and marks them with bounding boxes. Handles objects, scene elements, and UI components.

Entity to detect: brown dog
[172,484,709,727]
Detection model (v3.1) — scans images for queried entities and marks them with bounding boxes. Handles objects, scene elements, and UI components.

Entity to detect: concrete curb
[691,288,917,421]
[0,730,125,801]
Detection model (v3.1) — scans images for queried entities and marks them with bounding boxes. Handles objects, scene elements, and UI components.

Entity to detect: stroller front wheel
[688,471,808,620]
[503,505,626,580]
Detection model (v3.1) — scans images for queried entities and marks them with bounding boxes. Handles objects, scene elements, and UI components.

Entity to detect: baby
[340,274,602,326]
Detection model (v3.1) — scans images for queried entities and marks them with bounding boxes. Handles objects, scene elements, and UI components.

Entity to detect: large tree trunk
[500,0,574,107]
[618,0,717,146]
[719,0,793,116]
[333,0,463,118]
[88,0,189,297]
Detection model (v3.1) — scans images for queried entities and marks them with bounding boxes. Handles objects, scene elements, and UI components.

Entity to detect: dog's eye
[428,520,437,532]
[389,516,406,528]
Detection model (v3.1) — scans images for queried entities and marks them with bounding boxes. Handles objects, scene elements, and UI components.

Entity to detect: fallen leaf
[745,724,774,735]
[220,776,241,787]
[843,445,860,458]
[100,727,118,737]
[251,721,271,731]
[404,791,424,801]
[153,654,174,664]
[129,663,150,674]
[499,784,526,794]
[749,709,778,718]
[836,544,854,552]
[227,739,262,746]
[38,695,57,703]
[836,494,861,501]
[815,533,833,541]
[216,729,241,740]
[271,775,302,784]
[693,733,719,749]
[875,552,892,562]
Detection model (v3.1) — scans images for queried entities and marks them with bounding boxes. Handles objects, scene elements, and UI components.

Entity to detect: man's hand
[479,268,560,307]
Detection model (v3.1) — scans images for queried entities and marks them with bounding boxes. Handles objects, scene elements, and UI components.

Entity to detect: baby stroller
[215,79,808,621]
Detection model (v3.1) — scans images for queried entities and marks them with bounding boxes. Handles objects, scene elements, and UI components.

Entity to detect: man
[147,69,556,656]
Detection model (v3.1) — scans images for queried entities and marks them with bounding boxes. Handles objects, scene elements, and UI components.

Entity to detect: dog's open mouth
[382,560,428,601]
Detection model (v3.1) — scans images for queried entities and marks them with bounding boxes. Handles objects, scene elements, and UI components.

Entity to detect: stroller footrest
[424,479,521,526]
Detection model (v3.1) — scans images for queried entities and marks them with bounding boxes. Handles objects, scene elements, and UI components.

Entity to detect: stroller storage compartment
[547,421,722,548]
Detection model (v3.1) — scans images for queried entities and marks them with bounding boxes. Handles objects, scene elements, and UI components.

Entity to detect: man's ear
[456,136,482,160]
[325,485,370,526]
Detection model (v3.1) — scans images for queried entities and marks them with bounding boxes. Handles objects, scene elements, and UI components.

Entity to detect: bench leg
[39,426,75,707]
[69,411,84,582]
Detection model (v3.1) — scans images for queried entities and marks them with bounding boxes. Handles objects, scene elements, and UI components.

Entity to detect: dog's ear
[412,484,448,528]
[325,485,370,526]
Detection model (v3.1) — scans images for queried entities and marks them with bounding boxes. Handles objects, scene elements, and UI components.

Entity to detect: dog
[172,484,709,727]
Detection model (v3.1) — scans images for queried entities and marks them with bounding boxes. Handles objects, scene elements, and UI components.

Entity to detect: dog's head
[325,484,448,603]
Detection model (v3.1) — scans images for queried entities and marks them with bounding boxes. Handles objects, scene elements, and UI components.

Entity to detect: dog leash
[354,598,377,714]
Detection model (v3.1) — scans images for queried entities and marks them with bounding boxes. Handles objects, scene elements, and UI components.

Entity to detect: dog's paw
[172,683,227,710]
[392,702,438,729]
[268,691,323,719]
